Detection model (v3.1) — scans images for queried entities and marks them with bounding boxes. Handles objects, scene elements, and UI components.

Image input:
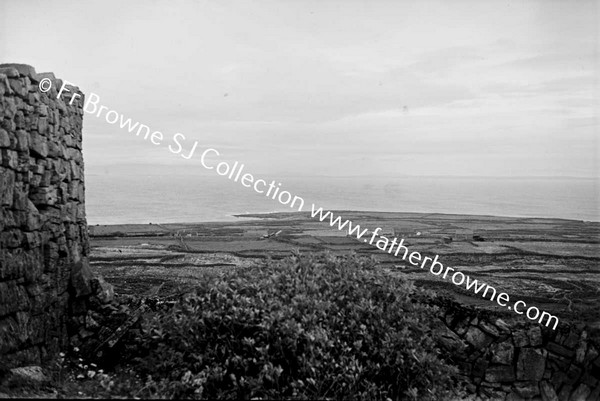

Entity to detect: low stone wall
[437,303,600,400]
[0,63,96,368]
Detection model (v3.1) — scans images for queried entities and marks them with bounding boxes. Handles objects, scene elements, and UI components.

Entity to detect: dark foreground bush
[118,253,462,399]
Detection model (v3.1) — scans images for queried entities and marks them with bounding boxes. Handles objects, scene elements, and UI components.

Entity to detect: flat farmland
[89,211,600,330]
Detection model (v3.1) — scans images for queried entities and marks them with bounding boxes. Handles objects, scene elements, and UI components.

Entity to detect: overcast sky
[1,0,598,178]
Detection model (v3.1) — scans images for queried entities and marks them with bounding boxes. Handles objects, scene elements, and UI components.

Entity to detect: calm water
[85,171,600,224]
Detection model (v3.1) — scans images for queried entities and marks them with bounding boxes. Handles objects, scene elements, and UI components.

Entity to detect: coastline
[89,209,600,229]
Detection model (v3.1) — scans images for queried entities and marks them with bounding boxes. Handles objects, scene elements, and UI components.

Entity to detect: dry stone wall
[437,302,600,400]
[0,63,94,368]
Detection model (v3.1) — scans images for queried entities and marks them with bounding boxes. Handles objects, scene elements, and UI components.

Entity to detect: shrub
[119,253,461,399]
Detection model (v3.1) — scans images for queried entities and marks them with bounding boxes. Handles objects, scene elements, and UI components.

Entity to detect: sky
[1,0,598,178]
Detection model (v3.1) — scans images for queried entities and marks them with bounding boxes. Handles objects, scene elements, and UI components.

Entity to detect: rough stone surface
[485,365,515,382]
[91,276,115,305]
[569,383,590,401]
[528,326,543,346]
[540,380,559,401]
[517,348,546,381]
[513,381,540,398]
[8,365,49,384]
[513,329,530,347]
[491,341,514,365]
[439,301,599,401]
[0,64,91,368]
[465,326,494,348]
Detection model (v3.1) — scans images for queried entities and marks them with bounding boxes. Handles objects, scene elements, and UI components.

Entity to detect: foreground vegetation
[92,253,459,399]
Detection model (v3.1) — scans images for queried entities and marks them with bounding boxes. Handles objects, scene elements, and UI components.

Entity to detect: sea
[85,169,600,225]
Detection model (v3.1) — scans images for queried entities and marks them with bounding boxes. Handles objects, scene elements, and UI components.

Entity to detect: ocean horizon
[85,171,600,225]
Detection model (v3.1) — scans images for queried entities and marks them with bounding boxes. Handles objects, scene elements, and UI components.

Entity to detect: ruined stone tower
[0,63,92,367]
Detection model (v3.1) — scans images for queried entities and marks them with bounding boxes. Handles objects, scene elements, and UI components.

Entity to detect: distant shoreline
[89,209,600,227]
[231,210,594,222]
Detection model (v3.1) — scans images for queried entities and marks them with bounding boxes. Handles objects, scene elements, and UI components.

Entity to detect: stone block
[566,364,582,385]
[0,281,30,316]
[30,186,57,206]
[0,317,20,354]
[438,324,467,353]
[13,110,27,129]
[558,385,573,401]
[70,259,92,298]
[564,331,580,349]
[14,130,29,152]
[24,199,41,231]
[0,167,15,205]
[517,348,546,381]
[548,352,571,371]
[513,381,540,398]
[25,284,44,315]
[85,313,100,330]
[584,345,598,365]
[1,148,18,169]
[93,276,115,304]
[465,326,494,348]
[8,78,27,97]
[0,128,10,147]
[581,372,598,388]
[0,229,24,248]
[35,71,55,81]
[29,161,44,175]
[12,182,28,210]
[479,320,500,337]
[29,132,48,158]
[513,329,530,347]
[485,365,515,382]
[70,160,82,180]
[481,388,508,400]
[0,63,37,77]
[58,182,68,203]
[528,326,543,346]
[30,173,41,187]
[28,92,40,104]
[540,381,559,401]
[37,117,49,135]
[0,66,19,77]
[1,117,16,133]
[472,356,488,378]
[481,380,502,389]
[0,76,6,97]
[548,342,575,358]
[40,169,51,186]
[1,97,17,120]
[8,365,49,385]
[575,340,588,365]
[491,341,515,365]
[587,384,600,401]
[505,391,522,401]
[36,104,48,116]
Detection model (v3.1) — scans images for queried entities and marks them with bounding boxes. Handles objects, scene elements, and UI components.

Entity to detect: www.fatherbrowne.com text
[49,82,560,330]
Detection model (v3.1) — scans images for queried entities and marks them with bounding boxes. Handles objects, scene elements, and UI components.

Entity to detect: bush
[119,253,461,399]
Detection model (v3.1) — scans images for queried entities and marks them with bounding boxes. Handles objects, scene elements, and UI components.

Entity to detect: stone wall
[437,302,600,400]
[0,63,94,368]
